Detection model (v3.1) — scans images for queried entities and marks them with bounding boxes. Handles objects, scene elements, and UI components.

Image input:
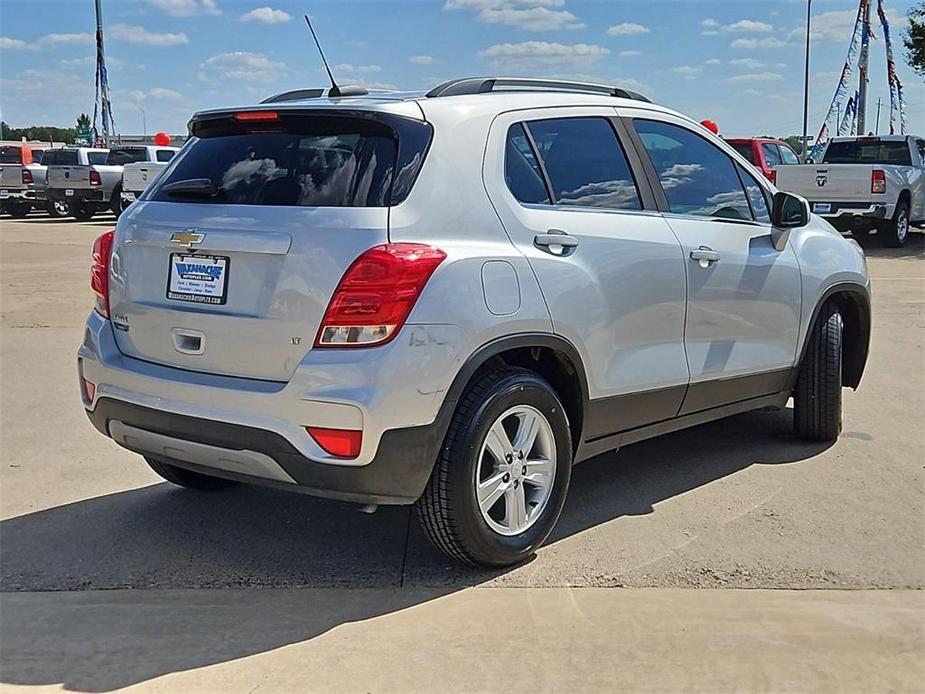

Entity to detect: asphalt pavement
[1,214,922,692]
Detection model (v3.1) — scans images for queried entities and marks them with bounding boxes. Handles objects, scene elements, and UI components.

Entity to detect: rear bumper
[817,202,892,231]
[85,398,441,504]
[0,187,45,202]
[47,187,108,204]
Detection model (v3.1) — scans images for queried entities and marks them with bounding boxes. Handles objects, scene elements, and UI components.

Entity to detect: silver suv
[79,78,871,567]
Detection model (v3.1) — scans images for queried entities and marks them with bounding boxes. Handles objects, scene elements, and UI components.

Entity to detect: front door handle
[534,230,579,256]
[690,246,720,267]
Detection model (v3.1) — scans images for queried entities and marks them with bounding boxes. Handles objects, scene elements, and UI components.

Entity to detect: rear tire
[69,202,95,221]
[415,367,572,567]
[794,303,843,442]
[47,199,69,218]
[4,201,32,218]
[144,456,238,490]
[880,198,910,248]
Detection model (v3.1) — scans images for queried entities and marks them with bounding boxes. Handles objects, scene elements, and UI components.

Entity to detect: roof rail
[425,77,651,103]
[261,85,369,104]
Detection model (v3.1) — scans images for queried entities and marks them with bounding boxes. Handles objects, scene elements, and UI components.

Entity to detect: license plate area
[166,253,230,305]
[813,202,832,214]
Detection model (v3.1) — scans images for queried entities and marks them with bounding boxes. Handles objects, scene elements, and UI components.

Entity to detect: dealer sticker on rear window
[167,253,229,305]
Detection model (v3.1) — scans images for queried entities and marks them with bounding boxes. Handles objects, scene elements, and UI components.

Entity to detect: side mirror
[770,191,810,251]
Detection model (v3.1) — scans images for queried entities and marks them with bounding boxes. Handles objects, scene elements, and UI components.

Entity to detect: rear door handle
[534,230,579,256]
[690,247,720,266]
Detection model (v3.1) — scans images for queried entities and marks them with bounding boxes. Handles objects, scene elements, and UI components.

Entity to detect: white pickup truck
[775,135,925,247]
[120,146,179,210]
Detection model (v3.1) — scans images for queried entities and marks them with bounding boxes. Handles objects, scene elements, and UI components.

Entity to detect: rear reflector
[315,243,446,348]
[89,169,102,186]
[233,111,279,122]
[306,427,362,458]
[91,230,115,318]
[767,168,777,185]
[82,378,96,404]
[871,169,886,194]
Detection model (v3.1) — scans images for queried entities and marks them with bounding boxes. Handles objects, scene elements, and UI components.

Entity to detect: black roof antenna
[304,14,346,97]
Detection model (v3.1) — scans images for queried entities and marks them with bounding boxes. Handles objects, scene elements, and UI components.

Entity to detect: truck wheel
[69,203,95,222]
[880,198,910,248]
[415,367,572,567]
[144,456,237,490]
[111,186,125,218]
[47,200,69,218]
[4,201,32,218]
[794,303,843,442]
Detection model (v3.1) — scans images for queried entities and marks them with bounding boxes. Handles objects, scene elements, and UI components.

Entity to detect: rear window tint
[44,150,79,165]
[823,139,912,165]
[729,143,755,164]
[779,145,799,165]
[505,123,550,204]
[761,143,782,167]
[107,148,148,165]
[156,149,175,162]
[151,112,432,207]
[0,147,22,164]
[32,150,45,164]
[88,151,109,165]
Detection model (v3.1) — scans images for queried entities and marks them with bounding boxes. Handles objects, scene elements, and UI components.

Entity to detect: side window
[156,149,175,163]
[916,140,925,161]
[778,145,799,165]
[504,124,550,205]
[736,164,771,223]
[761,143,783,167]
[633,119,751,221]
[526,117,642,210]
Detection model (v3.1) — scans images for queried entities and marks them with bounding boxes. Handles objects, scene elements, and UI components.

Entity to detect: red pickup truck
[725,137,800,186]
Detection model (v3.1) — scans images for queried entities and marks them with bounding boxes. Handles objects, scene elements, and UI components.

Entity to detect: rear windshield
[107,147,148,165]
[43,150,79,165]
[149,112,432,207]
[88,151,109,165]
[32,150,45,164]
[0,146,22,164]
[729,142,755,164]
[823,139,912,165]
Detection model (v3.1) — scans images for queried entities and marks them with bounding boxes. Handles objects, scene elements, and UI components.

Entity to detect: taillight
[89,169,102,186]
[306,427,362,458]
[767,168,777,185]
[90,230,114,318]
[871,169,886,194]
[315,243,446,347]
[233,111,279,121]
[21,169,33,185]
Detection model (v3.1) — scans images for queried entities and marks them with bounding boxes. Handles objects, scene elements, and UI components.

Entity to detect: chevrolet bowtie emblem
[170,231,205,247]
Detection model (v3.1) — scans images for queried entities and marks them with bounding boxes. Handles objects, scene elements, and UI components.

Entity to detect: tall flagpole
[856,0,871,134]
[94,0,114,146]
[800,0,812,162]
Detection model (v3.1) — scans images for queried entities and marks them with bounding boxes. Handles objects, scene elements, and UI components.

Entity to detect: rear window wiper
[162,178,222,198]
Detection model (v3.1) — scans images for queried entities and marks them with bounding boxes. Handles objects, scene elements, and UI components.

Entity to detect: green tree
[904,2,925,77]
[76,113,91,130]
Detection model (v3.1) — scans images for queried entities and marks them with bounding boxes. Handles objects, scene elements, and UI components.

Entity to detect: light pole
[800,0,812,162]
[134,102,147,142]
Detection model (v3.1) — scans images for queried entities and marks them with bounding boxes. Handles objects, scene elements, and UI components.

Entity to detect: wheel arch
[795,283,871,390]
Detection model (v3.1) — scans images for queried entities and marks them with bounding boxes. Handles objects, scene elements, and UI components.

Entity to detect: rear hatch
[109,108,432,381]
[45,149,108,190]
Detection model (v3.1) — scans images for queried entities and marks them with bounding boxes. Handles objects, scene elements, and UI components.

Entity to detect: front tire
[880,198,910,248]
[144,456,238,490]
[794,303,843,441]
[415,367,572,567]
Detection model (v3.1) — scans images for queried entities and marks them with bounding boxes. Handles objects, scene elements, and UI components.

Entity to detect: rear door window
[107,148,149,165]
[504,123,550,204]
[634,119,751,221]
[736,164,771,223]
[88,151,109,165]
[778,145,799,165]
[524,117,642,210]
[151,112,431,207]
[761,143,782,167]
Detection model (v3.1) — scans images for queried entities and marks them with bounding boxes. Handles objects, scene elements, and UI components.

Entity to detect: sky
[0,0,922,139]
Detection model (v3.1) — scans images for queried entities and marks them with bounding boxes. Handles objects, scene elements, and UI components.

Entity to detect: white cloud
[672,65,702,78]
[705,58,722,65]
[0,36,35,51]
[240,7,291,24]
[731,37,786,49]
[444,1,583,31]
[149,0,220,17]
[723,20,773,34]
[409,54,437,65]
[725,72,784,83]
[61,55,126,69]
[479,41,609,68]
[199,51,286,82]
[787,8,901,43]
[39,33,94,45]
[333,63,382,74]
[607,22,650,36]
[618,50,641,57]
[130,87,184,102]
[729,58,766,69]
[111,24,189,46]
[700,18,719,28]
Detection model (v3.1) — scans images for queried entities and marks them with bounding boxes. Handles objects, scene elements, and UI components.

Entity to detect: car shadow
[855,230,925,260]
[0,407,834,691]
